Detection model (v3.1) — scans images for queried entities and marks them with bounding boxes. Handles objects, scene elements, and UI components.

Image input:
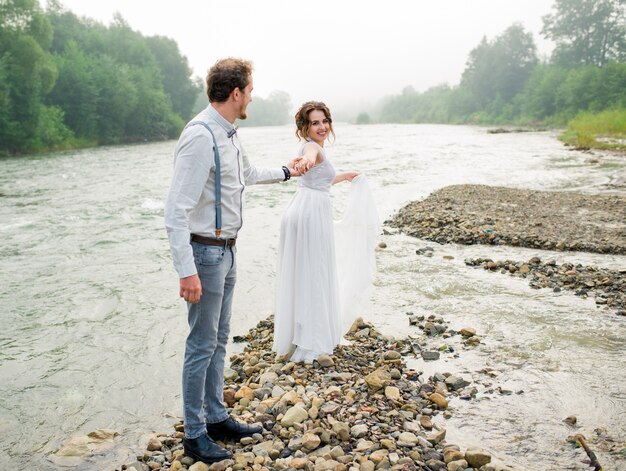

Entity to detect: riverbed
[0,124,624,470]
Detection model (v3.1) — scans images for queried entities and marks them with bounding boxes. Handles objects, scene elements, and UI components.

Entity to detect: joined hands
[287,157,314,176]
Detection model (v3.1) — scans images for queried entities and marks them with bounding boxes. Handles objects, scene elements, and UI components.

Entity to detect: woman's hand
[344,172,360,182]
[333,171,360,185]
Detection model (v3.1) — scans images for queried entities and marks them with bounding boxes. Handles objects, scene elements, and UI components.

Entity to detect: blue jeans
[183,241,236,439]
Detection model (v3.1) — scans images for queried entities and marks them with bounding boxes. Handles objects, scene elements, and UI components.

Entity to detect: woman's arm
[295,143,322,174]
[332,172,360,185]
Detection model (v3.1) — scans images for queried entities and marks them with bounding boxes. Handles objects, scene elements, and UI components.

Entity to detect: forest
[370,0,626,144]
[2,0,625,155]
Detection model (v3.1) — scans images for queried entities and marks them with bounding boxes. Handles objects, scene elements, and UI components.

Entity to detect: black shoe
[206,417,263,440]
[183,432,232,464]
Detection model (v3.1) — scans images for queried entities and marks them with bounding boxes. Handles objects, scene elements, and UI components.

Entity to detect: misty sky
[43,0,556,113]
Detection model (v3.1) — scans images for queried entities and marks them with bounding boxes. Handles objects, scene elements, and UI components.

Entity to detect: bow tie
[227,127,237,138]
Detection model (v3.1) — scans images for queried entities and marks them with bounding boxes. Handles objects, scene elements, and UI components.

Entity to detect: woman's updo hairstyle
[295,101,336,142]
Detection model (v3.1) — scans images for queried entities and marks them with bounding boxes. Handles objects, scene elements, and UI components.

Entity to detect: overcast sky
[43,0,555,113]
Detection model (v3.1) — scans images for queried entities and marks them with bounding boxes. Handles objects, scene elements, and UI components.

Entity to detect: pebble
[115,316,521,471]
[466,257,625,315]
[389,185,625,255]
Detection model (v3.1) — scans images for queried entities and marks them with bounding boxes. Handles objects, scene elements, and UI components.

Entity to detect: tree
[355,112,371,124]
[460,23,538,109]
[542,0,626,67]
[0,0,64,153]
[146,35,201,119]
[239,90,292,127]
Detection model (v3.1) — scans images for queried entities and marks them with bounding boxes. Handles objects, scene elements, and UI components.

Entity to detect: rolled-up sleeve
[164,128,215,278]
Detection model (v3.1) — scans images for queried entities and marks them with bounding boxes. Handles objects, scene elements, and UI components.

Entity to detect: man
[164,58,305,464]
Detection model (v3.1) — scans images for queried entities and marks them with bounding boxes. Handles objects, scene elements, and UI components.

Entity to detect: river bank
[113,317,524,471]
[4,125,625,470]
[388,184,626,255]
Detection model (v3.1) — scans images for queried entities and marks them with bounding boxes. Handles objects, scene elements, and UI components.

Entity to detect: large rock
[350,424,369,438]
[365,368,392,390]
[429,392,449,409]
[397,432,419,447]
[385,386,401,401]
[447,459,468,471]
[302,432,321,451]
[465,447,492,468]
[281,405,309,426]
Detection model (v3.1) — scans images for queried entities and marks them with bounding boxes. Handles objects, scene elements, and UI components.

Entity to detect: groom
[164,57,306,463]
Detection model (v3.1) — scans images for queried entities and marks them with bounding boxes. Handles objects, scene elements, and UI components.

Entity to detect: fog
[44,0,555,114]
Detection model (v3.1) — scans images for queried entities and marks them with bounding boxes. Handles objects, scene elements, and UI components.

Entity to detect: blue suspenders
[185,121,223,237]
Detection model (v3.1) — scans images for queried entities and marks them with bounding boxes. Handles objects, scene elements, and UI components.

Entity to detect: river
[0,124,624,470]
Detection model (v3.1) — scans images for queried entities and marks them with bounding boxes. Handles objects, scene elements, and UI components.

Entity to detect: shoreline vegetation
[3,2,625,156]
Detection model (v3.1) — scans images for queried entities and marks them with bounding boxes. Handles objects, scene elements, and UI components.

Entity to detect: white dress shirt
[164,105,284,278]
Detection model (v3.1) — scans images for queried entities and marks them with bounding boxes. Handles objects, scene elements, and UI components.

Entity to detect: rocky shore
[388,185,626,255]
[465,256,626,316]
[116,317,520,471]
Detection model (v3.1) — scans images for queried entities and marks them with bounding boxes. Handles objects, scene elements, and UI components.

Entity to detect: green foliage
[0,0,59,153]
[542,0,626,67]
[0,1,200,154]
[146,35,202,119]
[560,108,626,149]
[238,90,292,127]
[377,5,626,140]
[355,112,372,124]
[461,24,538,110]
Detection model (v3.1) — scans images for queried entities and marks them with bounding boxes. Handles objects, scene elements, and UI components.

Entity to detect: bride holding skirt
[272,101,379,363]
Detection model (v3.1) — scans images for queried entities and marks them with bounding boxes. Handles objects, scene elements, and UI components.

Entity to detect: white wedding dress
[272,141,380,363]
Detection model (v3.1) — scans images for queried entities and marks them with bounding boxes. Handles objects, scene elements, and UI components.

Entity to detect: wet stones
[388,185,626,255]
[116,316,519,471]
[466,257,626,315]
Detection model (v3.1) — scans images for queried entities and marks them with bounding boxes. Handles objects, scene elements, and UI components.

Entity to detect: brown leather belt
[191,234,236,247]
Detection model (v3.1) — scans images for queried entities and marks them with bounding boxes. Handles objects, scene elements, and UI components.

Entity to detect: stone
[459,327,476,338]
[445,375,470,391]
[333,422,350,441]
[189,462,210,471]
[302,433,321,451]
[421,351,440,361]
[208,460,234,471]
[360,461,376,471]
[443,449,464,463]
[147,437,162,451]
[370,449,389,464]
[427,428,446,445]
[235,386,254,401]
[281,405,309,426]
[420,415,433,430]
[317,355,334,367]
[350,424,369,438]
[224,368,239,381]
[87,429,119,440]
[447,459,468,471]
[428,392,449,409]
[383,350,402,361]
[465,447,492,468]
[397,432,419,447]
[385,386,401,401]
[365,368,392,390]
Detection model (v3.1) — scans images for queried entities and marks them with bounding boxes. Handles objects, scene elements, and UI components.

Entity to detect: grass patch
[560,108,626,150]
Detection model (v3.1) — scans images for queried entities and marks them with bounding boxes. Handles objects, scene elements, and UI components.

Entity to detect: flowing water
[1,124,624,470]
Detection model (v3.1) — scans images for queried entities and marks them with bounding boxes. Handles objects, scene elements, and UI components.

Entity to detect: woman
[272,101,378,363]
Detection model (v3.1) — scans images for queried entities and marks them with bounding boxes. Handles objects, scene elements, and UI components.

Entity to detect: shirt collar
[208,105,237,137]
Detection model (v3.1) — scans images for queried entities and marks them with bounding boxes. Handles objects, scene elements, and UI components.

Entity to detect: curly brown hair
[206,58,253,103]
[294,101,336,142]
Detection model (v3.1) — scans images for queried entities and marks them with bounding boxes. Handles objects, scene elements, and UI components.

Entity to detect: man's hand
[288,156,313,176]
[180,274,202,304]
